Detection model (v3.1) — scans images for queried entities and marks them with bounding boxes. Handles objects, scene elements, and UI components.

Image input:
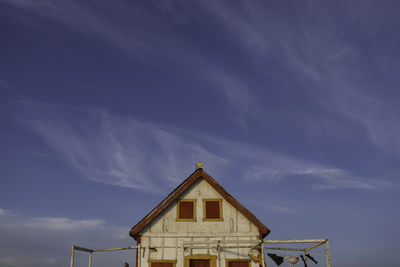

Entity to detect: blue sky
[1,1,400,266]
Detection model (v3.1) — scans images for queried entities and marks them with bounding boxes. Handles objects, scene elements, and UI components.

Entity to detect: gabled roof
[129,168,270,239]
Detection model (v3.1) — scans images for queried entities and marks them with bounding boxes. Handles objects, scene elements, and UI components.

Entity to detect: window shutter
[179,201,194,219]
[205,201,220,219]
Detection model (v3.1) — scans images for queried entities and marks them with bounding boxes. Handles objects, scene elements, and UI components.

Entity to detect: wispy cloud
[29,217,105,231]
[2,0,149,56]
[5,1,400,148]
[0,208,111,233]
[0,208,7,217]
[209,72,252,127]
[242,153,385,190]
[0,209,132,267]
[0,257,18,267]
[193,1,400,159]
[0,256,57,267]
[4,0,398,193]
[2,0,257,125]
[244,200,299,215]
[20,100,391,192]
[30,106,227,193]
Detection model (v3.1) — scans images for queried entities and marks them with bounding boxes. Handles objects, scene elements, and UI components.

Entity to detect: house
[70,164,331,267]
[129,163,270,267]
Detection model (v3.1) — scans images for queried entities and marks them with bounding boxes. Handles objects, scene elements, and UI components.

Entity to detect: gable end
[129,169,270,239]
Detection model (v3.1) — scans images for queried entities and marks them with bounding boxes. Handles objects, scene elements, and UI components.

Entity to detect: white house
[129,164,270,267]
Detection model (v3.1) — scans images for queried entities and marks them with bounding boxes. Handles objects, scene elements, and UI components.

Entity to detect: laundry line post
[261,240,265,267]
[70,245,75,267]
[325,240,331,267]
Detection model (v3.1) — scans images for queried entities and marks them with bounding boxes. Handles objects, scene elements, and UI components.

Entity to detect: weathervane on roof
[195,161,204,170]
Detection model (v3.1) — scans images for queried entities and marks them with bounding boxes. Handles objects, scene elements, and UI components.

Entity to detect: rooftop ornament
[195,162,204,170]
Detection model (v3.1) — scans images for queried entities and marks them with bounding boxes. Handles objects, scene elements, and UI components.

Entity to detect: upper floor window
[177,199,196,221]
[203,199,223,221]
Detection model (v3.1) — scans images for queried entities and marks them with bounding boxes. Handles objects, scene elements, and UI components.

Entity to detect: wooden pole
[325,240,331,267]
[261,241,265,267]
[88,252,92,267]
[138,244,141,267]
[70,246,75,267]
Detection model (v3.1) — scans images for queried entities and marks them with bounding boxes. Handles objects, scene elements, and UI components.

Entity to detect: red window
[203,199,222,220]
[177,200,196,220]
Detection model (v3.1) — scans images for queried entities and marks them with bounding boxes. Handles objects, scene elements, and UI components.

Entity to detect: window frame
[184,254,217,267]
[148,260,177,267]
[176,199,197,221]
[202,198,223,221]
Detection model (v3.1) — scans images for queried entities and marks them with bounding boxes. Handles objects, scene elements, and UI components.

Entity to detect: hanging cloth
[284,256,299,267]
[267,253,284,266]
[305,254,318,264]
[299,255,307,267]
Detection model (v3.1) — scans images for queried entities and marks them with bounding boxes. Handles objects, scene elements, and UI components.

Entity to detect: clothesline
[261,239,330,267]
[267,252,318,267]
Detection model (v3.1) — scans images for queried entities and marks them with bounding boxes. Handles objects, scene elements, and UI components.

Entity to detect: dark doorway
[190,259,210,267]
[151,262,174,267]
[227,260,250,267]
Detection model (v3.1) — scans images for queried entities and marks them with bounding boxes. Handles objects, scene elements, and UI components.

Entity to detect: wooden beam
[74,246,93,253]
[305,242,325,252]
[93,246,138,252]
[184,240,259,245]
[263,247,304,252]
[263,239,327,244]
